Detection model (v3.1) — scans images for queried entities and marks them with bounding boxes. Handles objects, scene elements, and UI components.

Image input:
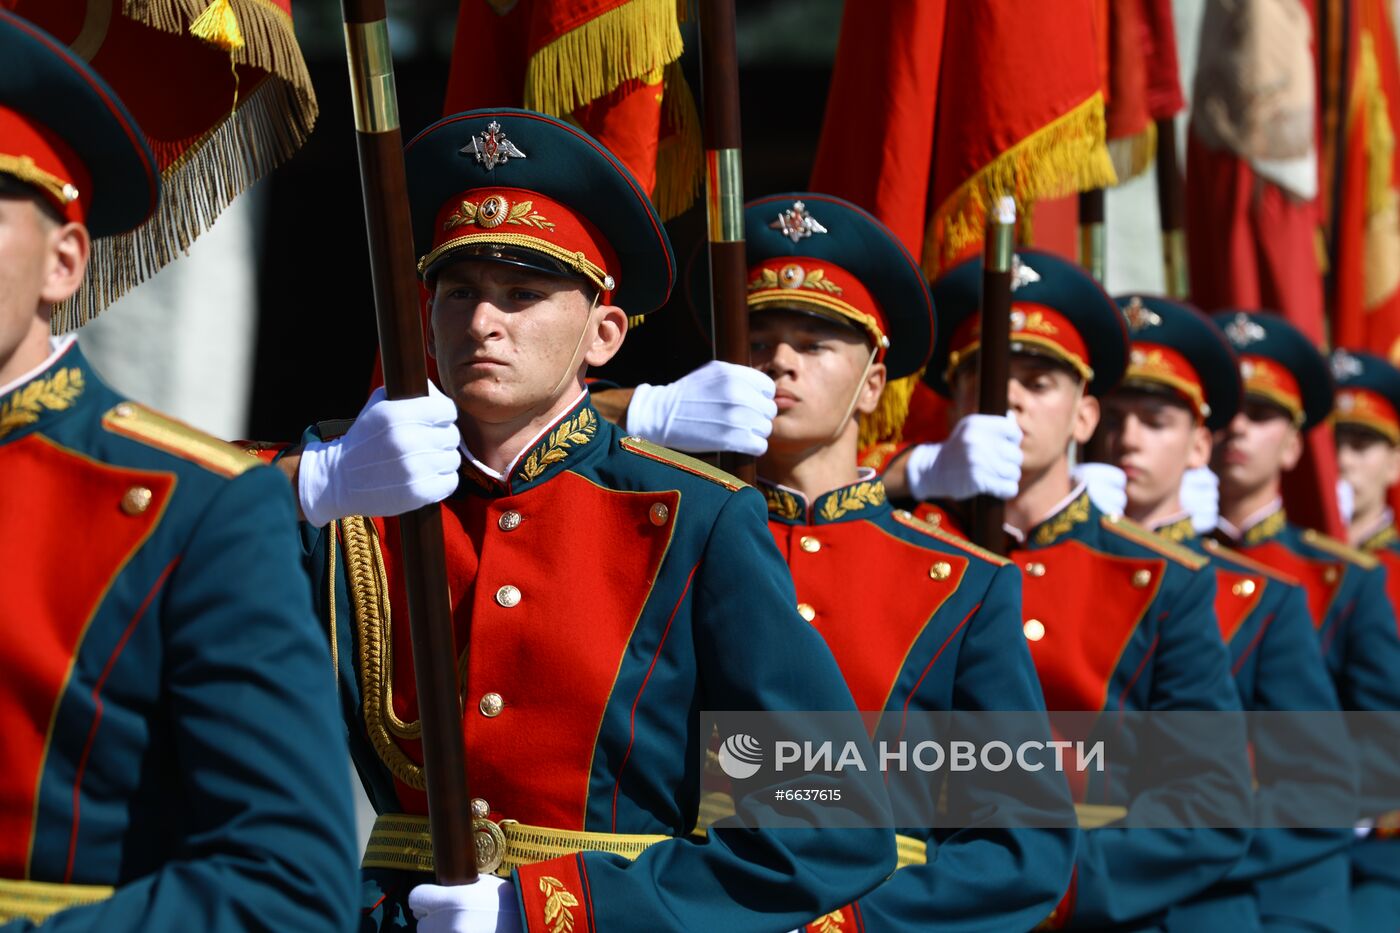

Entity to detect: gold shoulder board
[891,509,1011,566]
[1200,538,1300,585]
[1300,528,1381,570]
[619,435,746,491]
[102,402,259,479]
[1102,515,1210,570]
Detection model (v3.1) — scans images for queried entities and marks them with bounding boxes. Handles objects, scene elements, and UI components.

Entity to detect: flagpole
[698,0,755,484]
[1155,116,1189,298]
[341,0,475,884]
[970,197,1016,555]
[1078,188,1106,283]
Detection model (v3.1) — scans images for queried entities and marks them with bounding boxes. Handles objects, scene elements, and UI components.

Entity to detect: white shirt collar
[458,388,590,482]
[1216,497,1283,541]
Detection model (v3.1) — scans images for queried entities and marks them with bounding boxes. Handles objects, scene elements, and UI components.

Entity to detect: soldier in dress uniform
[0,10,357,930]
[706,193,1076,931]
[916,251,1252,931]
[1328,347,1400,927]
[270,110,895,932]
[1210,311,1400,933]
[1090,296,1354,932]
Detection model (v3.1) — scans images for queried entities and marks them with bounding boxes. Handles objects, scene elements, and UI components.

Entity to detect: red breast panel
[1213,567,1266,645]
[1244,542,1342,630]
[0,435,169,877]
[380,473,676,829]
[771,519,968,711]
[1015,540,1162,712]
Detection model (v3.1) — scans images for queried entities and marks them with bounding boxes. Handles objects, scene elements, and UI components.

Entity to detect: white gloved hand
[298,384,461,527]
[409,877,523,933]
[1181,466,1220,534]
[1072,462,1128,516]
[905,413,1023,501]
[1337,478,1356,527]
[625,361,777,456]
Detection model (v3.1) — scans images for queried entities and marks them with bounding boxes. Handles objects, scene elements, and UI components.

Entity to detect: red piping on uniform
[64,557,179,882]
[1319,600,1351,656]
[893,604,978,750]
[611,561,700,832]
[1232,612,1275,676]
[577,852,597,933]
[1116,634,1159,717]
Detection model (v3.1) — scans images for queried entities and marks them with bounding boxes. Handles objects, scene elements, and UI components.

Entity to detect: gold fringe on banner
[858,368,922,451]
[524,0,684,117]
[122,0,314,107]
[1353,31,1400,311]
[1108,120,1157,186]
[651,60,702,221]
[924,92,1118,276]
[187,0,244,51]
[54,76,316,332]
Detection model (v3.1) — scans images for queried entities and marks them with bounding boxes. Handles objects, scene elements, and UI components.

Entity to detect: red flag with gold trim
[444,0,701,222]
[810,0,1116,454]
[1332,0,1400,362]
[4,0,317,329]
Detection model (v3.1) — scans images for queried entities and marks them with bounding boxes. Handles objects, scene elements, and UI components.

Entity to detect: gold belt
[1074,803,1128,829]
[0,877,114,923]
[696,791,928,869]
[363,813,673,877]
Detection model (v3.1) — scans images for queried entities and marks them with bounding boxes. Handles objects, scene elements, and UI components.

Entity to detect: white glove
[1337,478,1356,527]
[1181,466,1220,534]
[409,877,523,933]
[905,414,1023,501]
[298,384,461,527]
[1072,462,1128,516]
[625,361,777,456]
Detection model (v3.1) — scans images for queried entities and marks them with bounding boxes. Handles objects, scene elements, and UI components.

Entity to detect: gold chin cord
[825,344,881,445]
[545,290,604,403]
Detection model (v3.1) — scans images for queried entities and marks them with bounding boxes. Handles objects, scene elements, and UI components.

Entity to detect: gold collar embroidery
[1152,515,1196,543]
[516,406,597,484]
[1362,522,1399,552]
[1243,507,1287,546]
[762,483,803,521]
[816,480,887,522]
[0,366,84,441]
[1032,491,1092,547]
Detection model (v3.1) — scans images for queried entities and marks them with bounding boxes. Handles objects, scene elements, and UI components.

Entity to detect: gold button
[498,510,522,531]
[800,535,821,553]
[1025,562,1046,578]
[495,585,521,608]
[120,486,152,515]
[1024,619,1046,641]
[479,693,504,717]
[112,402,136,419]
[1324,567,1339,584]
[797,602,816,622]
[926,513,942,527]
[1131,569,1152,588]
[649,502,670,526]
[1233,579,1257,597]
[471,798,490,819]
[930,561,952,581]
